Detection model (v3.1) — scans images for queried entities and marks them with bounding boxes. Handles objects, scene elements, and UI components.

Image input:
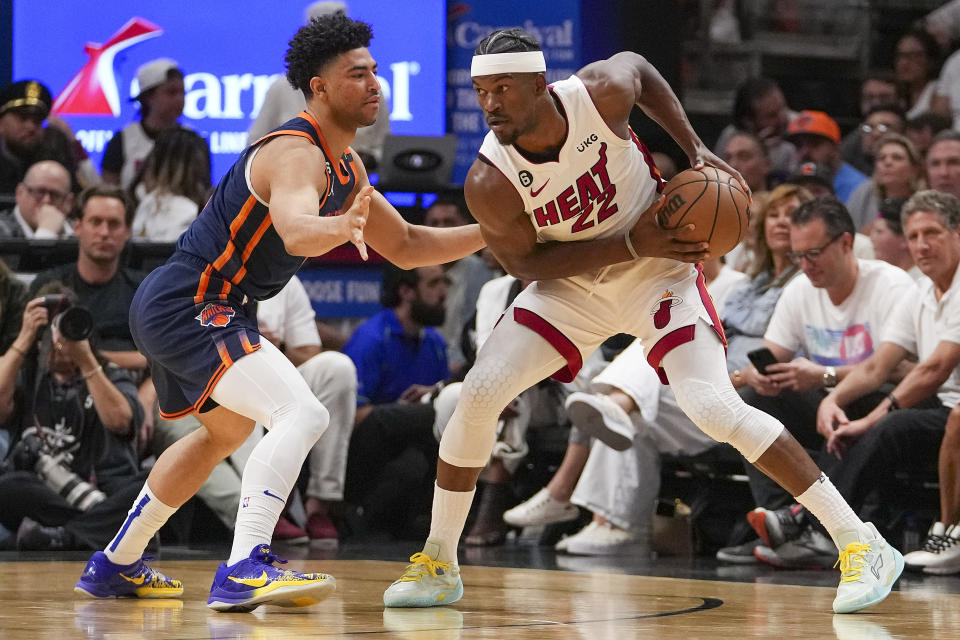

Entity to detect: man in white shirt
[736,196,916,567]
[0,160,74,238]
[815,190,960,572]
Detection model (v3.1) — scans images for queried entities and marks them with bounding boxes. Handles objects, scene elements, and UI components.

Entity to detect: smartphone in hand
[747,347,778,375]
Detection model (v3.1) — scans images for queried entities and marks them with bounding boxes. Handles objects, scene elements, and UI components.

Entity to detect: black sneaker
[754,525,836,570]
[747,504,806,547]
[716,538,762,564]
[16,517,74,550]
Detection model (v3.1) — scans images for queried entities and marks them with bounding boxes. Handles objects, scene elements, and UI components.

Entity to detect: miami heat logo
[196,303,235,328]
[651,289,683,330]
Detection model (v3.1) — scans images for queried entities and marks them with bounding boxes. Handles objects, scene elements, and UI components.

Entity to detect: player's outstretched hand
[629,196,710,263]
[690,144,751,201]
[344,186,373,260]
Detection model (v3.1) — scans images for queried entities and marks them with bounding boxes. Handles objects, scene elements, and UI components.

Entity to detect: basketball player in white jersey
[384,28,902,614]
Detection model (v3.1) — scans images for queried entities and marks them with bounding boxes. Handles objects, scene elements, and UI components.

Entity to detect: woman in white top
[130,128,211,242]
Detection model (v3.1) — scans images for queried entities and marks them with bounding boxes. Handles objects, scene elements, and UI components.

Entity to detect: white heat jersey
[478,75,662,245]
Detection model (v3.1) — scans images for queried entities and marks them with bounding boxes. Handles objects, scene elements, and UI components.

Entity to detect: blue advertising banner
[297,264,383,319]
[447,1,581,184]
[12,0,445,182]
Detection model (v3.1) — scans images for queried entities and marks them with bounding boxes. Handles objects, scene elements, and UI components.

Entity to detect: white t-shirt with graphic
[882,267,960,407]
[765,259,917,366]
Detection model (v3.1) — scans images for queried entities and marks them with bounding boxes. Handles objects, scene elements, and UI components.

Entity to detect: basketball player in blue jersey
[384,28,903,615]
[74,14,485,612]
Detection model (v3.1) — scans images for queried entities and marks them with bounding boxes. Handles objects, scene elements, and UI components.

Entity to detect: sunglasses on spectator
[860,123,891,135]
[787,233,844,264]
[22,183,69,206]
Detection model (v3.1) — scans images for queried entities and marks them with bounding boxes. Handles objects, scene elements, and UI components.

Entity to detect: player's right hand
[343,186,373,260]
[629,196,709,263]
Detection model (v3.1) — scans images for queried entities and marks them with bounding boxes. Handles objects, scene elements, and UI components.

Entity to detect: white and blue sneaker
[833,523,904,614]
[383,541,463,608]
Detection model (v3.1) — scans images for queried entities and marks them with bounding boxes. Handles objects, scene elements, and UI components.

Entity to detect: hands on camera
[14,296,96,369]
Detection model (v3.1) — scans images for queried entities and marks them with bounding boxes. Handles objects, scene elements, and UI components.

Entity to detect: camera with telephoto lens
[41,294,94,342]
[7,433,106,511]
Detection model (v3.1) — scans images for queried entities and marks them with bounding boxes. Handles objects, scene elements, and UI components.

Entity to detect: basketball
[655,167,751,257]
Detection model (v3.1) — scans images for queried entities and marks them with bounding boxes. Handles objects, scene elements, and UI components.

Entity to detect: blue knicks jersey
[177,111,358,302]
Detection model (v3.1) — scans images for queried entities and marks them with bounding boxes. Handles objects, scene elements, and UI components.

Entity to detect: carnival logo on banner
[52,18,163,117]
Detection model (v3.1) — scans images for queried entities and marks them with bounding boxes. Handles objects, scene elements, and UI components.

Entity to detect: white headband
[470,51,546,77]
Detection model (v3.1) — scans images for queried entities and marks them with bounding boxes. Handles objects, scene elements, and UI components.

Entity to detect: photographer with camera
[0,283,145,551]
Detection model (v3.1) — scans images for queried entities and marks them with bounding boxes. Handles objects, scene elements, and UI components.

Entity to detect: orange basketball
[655,167,751,257]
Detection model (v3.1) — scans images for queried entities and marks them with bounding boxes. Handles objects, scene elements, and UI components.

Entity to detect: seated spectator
[714,77,797,182]
[0,257,25,465]
[846,133,924,232]
[0,160,74,238]
[841,72,908,175]
[809,191,960,574]
[423,193,495,377]
[101,59,210,188]
[342,265,450,538]
[786,110,867,204]
[28,186,150,450]
[869,197,922,279]
[893,28,942,120]
[926,130,960,199]
[129,128,211,242]
[0,285,144,551]
[0,80,82,195]
[845,104,907,177]
[905,111,952,159]
[722,131,774,193]
[732,197,917,568]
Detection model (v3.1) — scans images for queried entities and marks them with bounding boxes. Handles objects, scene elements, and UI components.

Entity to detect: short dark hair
[428,191,471,221]
[906,111,953,134]
[380,264,420,308]
[76,184,134,226]
[285,13,373,99]
[732,77,780,130]
[474,28,541,55]
[790,196,855,238]
[863,102,906,123]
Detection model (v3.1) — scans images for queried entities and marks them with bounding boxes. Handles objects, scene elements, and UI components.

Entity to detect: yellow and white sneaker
[384,542,463,608]
[833,523,904,614]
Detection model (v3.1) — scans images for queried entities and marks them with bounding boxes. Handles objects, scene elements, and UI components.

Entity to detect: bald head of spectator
[14,160,74,235]
[925,130,960,198]
[723,132,770,193]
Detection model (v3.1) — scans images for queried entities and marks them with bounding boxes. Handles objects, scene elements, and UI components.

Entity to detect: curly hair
[285,13,373,99]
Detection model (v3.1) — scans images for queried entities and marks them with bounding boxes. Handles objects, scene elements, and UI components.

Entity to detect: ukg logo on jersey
[52,17,163,117]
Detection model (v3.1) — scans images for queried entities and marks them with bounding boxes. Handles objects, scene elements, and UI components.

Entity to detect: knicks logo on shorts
[196,303,235,328]
[651,289,683,329]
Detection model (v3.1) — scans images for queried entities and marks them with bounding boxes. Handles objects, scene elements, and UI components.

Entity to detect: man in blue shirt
[344,264,450,407]
[786,110,867,204]
[342,264,451,538]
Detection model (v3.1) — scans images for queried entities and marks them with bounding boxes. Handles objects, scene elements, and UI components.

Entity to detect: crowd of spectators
[3,2,960,583]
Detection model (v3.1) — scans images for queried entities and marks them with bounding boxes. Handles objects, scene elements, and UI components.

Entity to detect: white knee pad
[432,383,461,442]
[270,396,330,444]
[670,376,782,463]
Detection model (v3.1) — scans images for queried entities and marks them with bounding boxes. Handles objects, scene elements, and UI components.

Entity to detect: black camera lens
[54,307,94,341]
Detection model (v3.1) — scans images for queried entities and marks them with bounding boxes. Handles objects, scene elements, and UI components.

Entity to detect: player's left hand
[765,357,823,391]
[690,145,751,200]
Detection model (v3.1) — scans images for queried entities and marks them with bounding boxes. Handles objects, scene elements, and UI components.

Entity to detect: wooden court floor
[2,556,960,639]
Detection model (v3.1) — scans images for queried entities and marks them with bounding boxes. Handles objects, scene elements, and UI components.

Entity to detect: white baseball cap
[131,58,181,100]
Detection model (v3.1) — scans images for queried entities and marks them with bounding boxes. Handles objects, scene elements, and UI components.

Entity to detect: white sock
[795,472,865,548]
[426,483,476,564]
[105,482,176,566]
[228,449,292,565]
